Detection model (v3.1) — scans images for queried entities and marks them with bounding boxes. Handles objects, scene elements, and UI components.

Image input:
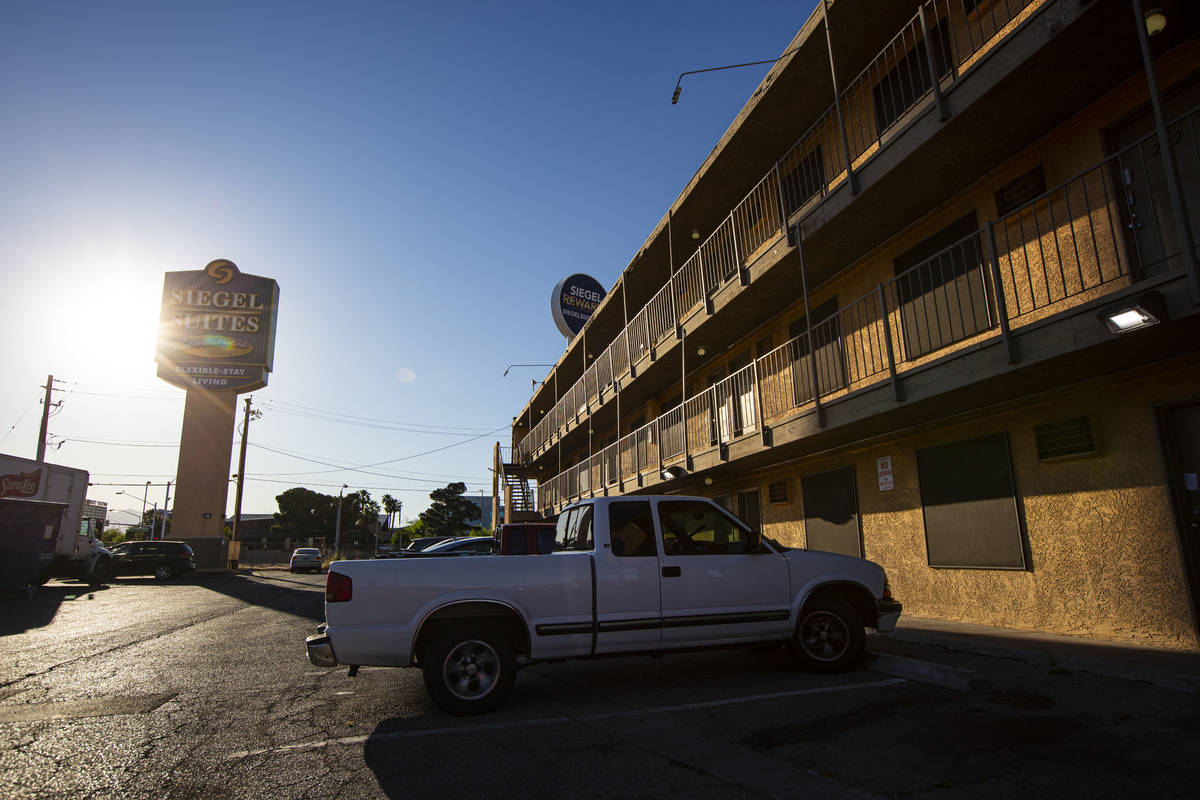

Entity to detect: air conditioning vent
[995,165,1047,217]
[1034,416,1096,461]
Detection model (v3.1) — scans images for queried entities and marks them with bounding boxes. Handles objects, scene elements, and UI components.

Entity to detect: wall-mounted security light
[703,476,713,486]
[1097,291,1167,334]
[691,228,701,240]
[1144,8,1166,36]
[661,465,687,481]
[696,346,706,356]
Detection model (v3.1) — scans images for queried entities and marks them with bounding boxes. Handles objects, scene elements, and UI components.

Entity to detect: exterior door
[1159,402,1200,640]
[654,498,790,646]
[1109,79,1200,276]
[801,466,863,558]
[736,489,762,532]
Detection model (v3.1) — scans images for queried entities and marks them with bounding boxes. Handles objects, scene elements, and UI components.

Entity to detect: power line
[260,398,500,431]
[249,425,508,476]
[54,435,178,448]
[258,401,505,436]
[244,440,489,483]
[0,394,42,446]
[50,389,183,402]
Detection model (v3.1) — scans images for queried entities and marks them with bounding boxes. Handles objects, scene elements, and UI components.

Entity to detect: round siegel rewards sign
[552,274,605,338]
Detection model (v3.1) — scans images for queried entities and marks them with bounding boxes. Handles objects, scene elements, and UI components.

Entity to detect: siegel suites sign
[155,260,280,392]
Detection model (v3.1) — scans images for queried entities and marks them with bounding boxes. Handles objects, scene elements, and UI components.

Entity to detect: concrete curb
[888,628,1200,694]
[865,651,991,693]
[889,628,1053,667]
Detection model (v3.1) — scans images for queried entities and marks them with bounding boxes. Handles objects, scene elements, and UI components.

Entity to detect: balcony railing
[533,106,1199,514]
[514,0,1052,464]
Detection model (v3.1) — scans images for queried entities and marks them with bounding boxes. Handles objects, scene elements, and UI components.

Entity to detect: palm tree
[381,494,399,531]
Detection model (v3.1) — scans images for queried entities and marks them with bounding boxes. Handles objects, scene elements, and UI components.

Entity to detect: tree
[419,482,478,538]
[274,487,337,539]
[381,494,399,530]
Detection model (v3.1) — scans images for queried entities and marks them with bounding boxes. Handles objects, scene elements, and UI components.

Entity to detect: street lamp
[333,484,348,559]
[116,488,150,530]
[503,363,554,377]
[671,46,802,104]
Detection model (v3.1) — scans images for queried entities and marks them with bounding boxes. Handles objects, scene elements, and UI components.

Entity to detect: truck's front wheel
[422,627,515,716]
[790,597,864,673]
[86,558,112,587]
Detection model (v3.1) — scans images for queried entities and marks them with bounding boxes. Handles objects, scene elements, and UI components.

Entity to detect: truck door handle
[662,566,681,578]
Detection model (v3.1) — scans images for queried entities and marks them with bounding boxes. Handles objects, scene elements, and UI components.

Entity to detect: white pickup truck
[306,495,901,715]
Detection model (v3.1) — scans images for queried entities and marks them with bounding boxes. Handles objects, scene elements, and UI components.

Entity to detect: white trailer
[0,453,111,588]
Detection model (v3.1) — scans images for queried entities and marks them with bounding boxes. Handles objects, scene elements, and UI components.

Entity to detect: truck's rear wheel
[422,627,515,716]
[790,597,864,673]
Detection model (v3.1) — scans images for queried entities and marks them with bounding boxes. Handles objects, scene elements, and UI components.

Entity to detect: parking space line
[225,677,906,760]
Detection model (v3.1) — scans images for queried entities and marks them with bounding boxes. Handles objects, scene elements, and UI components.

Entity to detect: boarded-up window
[801,466,862,558]
[788,297,844,404]
[781,144,826,216]
[872,20,952,136]
[917,433,1025,569]
[892,212,993,360]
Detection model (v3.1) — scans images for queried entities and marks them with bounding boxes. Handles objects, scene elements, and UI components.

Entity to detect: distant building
[462,495,503,529]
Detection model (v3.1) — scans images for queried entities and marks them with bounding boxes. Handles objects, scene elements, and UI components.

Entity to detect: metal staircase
[493,442,542,524]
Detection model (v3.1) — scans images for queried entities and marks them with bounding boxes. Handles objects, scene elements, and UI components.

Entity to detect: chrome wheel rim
[799,610,850,662]
[443,639,500,701]
[154,564,171,580]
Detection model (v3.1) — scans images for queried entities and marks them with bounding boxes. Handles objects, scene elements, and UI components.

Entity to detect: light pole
[158,481,172,541]
[333,484,348,559]
[117,489,150,533]
[502,363,554,377]
[671,46,803,104]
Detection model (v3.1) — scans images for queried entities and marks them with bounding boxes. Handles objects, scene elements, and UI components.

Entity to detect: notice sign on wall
[877,456,894,491]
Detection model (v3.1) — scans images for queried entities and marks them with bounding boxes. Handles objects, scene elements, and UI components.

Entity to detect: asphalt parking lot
[2,571,1198,799]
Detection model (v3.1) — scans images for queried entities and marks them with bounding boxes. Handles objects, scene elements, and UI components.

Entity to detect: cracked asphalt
[2,571,1198,799]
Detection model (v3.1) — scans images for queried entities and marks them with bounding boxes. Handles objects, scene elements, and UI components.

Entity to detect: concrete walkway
[881,616,1200,692]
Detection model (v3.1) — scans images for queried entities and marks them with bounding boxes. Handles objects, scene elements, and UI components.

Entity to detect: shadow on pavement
[0,583,110,636]
[191,572,325,623]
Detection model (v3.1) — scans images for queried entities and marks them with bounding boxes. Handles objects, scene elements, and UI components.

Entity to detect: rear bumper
[875,599,902,633]
[306,633,338,667]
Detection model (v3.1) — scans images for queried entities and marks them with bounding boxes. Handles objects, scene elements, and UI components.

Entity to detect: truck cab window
[658,500,757,555]
[555,505,594,551]
[608,500,656,557]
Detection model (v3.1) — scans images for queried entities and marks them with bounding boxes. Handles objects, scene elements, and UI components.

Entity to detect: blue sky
[0,0,816,523]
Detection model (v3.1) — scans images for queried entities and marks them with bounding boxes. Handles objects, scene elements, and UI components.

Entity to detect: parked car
[494,523,557,554]
[404,536,454,552]
[290,548,324,573]
[419,536,495,556]
[108,540,196,580]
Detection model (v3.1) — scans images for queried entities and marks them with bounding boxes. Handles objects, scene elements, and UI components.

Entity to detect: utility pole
[231,397,252,545]
[159,481,172,541]
[35,374,57,461]
[334,484,347,558]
